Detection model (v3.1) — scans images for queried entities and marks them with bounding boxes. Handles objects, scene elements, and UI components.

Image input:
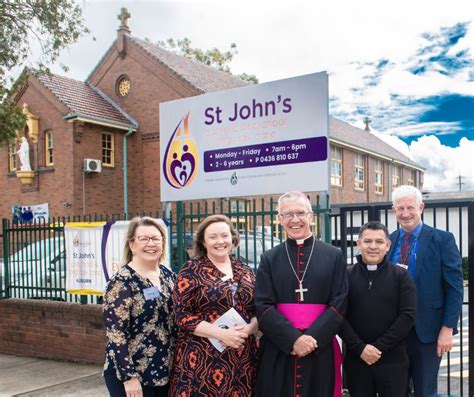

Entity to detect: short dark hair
[192,214,240,258]
[358,221,389,239]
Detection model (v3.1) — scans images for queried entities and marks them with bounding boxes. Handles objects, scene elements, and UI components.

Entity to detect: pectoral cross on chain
[295,282,308,302]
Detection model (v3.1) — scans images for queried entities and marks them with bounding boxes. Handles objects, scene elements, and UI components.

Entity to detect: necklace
[285,237,315,302]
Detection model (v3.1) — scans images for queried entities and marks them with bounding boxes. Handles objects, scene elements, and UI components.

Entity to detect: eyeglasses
[134,236,163,244]
[279,211,311,219]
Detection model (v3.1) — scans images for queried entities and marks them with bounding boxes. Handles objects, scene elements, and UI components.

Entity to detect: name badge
[221,275,231,282]
[396,263,408,270]
[143,286,161,300]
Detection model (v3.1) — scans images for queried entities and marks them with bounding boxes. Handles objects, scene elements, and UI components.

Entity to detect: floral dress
[169,256,257,396]
[103,264,176,386]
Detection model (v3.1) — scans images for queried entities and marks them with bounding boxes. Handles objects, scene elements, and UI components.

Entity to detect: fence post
[2,219,10,299]
[468,201,474,397]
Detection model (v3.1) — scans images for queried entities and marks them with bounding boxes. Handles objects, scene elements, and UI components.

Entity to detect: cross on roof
[363,116,372,132]
[118,7,131,32]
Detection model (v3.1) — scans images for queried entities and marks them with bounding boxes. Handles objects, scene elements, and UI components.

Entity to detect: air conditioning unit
[84,159,102,173]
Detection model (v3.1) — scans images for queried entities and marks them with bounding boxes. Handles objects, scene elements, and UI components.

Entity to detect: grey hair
[277,191,312,213]
[392,185,423,207]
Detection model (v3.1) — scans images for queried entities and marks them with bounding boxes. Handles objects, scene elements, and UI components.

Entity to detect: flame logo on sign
[163,113,199,189]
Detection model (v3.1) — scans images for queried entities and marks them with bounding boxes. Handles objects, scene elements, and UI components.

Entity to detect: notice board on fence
[65,220,169,295]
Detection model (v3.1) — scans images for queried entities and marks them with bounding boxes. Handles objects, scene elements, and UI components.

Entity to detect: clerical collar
[366,264,377,271]
[288,235,314,246]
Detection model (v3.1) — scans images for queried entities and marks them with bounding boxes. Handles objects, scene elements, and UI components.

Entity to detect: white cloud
[385,121,463,137]
[351,125,474,192]
[408,136,473,191]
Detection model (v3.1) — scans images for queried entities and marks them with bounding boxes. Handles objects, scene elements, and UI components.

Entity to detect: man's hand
[437,325,454,357]
[360,344,382,365]
[291,335,317,357]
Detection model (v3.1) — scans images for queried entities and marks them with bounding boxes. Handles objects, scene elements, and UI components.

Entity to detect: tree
[155,38,259,84]
[0,0,89,147]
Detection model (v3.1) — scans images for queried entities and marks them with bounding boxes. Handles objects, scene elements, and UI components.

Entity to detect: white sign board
[160,72,329,201]
[65,219,169,295]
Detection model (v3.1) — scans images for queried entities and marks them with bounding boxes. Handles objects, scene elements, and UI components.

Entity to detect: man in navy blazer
[388,185,463,397]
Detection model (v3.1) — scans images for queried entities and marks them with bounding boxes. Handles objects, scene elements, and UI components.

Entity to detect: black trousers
[344,350,409,397]
[104,373,169,397]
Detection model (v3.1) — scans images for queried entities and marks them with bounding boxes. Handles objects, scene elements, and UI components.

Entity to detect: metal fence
[168,195,330,272]
[1,197,472,395]
[1,212,160,303]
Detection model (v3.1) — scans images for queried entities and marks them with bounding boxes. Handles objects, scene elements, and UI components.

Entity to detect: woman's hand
[235,317,258,336]
[219,326,248,349]
[124,377,142,397]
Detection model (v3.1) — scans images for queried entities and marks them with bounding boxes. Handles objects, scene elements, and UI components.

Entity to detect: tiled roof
[329,117,422,168]
[130,36,249,93]
[36,73,136,127]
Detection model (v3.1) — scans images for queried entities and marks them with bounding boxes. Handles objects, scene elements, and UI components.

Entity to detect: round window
[116,76,131,97]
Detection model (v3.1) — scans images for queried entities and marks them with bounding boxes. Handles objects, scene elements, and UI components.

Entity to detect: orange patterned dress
[169,256,257,396]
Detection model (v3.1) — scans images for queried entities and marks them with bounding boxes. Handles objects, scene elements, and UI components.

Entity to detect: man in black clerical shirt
[255,191,348,397]
[339,221,416,397]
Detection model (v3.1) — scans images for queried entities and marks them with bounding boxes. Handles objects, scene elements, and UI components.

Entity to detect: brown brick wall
[0,79,126,219]
[88,37,199,212]
[0,299,105,364]
[0,79,75,219]
[72,124,124,215]
[329,147,420,205]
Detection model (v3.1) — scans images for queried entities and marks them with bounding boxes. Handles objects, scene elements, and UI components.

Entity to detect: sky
[40,0,474,192]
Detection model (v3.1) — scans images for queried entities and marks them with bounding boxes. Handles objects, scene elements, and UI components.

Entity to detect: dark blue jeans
[104,373,169,397]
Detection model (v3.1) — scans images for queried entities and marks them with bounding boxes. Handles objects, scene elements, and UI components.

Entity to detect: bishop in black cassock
[254,191,348,397]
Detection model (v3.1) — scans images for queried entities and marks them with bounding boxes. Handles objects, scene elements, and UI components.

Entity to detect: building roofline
[88,84,139,127]
[330,138,425,171]
[63,113,137,131]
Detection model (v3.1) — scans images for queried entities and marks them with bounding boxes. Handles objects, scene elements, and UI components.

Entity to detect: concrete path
[0,354,107,397]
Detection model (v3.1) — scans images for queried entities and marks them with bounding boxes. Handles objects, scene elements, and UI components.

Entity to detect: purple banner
[204,136,327,172]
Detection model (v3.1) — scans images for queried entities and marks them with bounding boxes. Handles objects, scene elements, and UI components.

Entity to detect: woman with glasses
[169,214,258,396]
[103,217,176,397]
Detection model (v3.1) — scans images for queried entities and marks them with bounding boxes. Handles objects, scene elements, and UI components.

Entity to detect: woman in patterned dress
[170,214,258,396]
[103,217,176,397]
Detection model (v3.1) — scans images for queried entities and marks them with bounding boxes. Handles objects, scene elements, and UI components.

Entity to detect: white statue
[17,137,32,171]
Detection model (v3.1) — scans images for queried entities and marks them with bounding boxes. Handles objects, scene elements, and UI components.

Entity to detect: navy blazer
[389,224,463,343]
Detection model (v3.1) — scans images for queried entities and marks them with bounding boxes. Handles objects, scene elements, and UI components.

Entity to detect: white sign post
[160,72,329,201]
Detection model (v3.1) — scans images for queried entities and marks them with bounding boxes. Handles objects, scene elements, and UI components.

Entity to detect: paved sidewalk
[0,354,107,397]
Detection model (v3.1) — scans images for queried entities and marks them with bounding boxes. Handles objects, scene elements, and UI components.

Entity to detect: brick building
[0,12,423,221]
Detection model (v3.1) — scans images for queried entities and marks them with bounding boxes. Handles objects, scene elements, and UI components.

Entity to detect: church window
[354,154,365,190]
[45,130,54,166]
[392,165,400,189]
[102,133,114,167]
[407,170,416,186]
[330,146,343,186]
[375,159,383,194]
[116,75,131,97]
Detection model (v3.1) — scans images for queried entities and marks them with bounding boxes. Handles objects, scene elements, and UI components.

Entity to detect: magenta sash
[276,303,342,397]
